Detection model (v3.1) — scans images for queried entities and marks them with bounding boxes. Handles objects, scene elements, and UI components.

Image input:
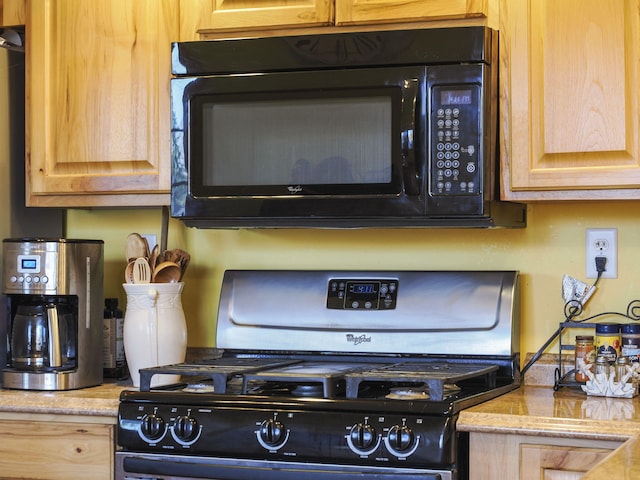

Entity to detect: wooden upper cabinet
[180,0,493,40]
[501,0,640,200]
[1,0,25,26]
[180,0,333,39]
[27,0,177,207]
[336,0,490,27]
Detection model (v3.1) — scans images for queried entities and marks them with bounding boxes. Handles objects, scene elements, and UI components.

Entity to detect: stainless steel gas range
[116,270,520,480]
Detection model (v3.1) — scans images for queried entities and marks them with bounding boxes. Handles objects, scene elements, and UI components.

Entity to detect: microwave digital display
[440,89,473,105]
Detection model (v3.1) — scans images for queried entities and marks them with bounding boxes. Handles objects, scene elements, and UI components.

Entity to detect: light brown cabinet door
[520,444,613,480]
[27,0,176,207]
[1,0,25,26]
[335,0,489,26]
[468,432,621,480]
[501,0,640,200]
[180,0,493,40]
[179,0,333,40]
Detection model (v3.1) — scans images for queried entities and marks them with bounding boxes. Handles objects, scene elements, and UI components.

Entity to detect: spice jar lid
[595,323,620,334]
[575,335,594,341]
[621,324,640,334]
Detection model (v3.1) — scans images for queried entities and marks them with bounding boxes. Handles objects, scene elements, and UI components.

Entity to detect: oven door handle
[122,456,444,480]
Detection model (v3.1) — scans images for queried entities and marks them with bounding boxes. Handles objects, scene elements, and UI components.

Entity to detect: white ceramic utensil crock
[122,282,187,388]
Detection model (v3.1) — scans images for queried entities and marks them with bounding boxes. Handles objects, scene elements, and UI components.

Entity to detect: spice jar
[574,335,595,382]
[594,355,611,376]
[621,323,640,364]
[595,323,621,363]
[615,356,630,383]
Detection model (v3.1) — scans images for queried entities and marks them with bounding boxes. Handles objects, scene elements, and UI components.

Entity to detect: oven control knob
[140,413,166,441]
[386,425,415,454]
[173,415,199,442]
[349,423,377,450]
[258,419,286,447]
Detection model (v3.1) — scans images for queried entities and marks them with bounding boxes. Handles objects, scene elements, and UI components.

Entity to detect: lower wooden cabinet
[0,417,114,479]
[468,432,621,480]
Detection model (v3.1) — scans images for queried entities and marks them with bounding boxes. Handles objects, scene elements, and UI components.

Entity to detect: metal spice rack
[553,321,596,391]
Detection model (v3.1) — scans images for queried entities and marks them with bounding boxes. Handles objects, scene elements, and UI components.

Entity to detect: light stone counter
[0,382,129,421]
[458,385,640,441]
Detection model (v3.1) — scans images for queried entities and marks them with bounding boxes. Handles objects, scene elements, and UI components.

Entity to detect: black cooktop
[133,355,508,407]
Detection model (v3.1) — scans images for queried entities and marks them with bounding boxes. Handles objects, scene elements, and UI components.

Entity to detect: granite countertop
[0,381,130,418]
[458,385,640,477]
[458,385,640,440]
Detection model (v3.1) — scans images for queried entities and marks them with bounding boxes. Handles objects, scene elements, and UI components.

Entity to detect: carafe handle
[46,305,63,368]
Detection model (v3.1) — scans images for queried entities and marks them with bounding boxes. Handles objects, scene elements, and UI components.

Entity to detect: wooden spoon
[163,248,191,280]
[152,261,181,283]
[124,260,135,284]
[125,233,148,262]
[149,244,160,272]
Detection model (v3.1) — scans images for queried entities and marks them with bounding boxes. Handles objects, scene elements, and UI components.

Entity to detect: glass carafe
[10,304,71,370]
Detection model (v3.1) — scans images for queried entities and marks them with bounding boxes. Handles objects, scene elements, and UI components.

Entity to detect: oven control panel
[118,402,453,468]
[326,278,398,310]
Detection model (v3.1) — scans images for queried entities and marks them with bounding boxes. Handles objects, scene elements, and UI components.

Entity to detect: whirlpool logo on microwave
[287,185,303,194]
[346,334,372,345]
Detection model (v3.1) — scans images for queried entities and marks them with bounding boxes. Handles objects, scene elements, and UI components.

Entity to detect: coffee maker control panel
[3,242,59,294]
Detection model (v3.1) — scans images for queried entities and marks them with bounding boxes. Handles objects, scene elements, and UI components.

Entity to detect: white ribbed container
[122,282,187,388]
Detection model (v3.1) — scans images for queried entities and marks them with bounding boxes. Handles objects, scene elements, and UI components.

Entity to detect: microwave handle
[402,129,420,195]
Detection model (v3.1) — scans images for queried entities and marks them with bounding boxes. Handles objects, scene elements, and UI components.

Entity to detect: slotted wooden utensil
[133,257,152,284]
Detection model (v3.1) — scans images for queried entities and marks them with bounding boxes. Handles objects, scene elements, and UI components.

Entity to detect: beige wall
[66,202,640,360]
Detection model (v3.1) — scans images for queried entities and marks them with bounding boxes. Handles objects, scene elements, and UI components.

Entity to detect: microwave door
[173,67,425,223]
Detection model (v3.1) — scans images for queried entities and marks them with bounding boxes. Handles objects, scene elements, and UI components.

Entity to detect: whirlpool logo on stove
[346,334,371,345]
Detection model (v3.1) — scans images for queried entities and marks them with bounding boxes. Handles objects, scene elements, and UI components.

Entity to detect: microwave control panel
[326,278,398,310]
[430,84,481,196]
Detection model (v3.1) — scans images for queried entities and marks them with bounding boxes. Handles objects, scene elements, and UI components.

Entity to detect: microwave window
[200,96,392,187]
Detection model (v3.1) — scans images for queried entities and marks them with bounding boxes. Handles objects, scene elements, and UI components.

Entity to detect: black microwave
[170,27,525,228]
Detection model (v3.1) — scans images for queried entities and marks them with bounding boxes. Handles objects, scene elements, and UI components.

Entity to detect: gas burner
[386,387,430,400]
[289,382,346,398]
[385,383,462,400]
[290,383,326,397]
[182,383,215,394]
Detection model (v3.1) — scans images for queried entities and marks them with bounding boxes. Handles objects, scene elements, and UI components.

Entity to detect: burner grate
[138,358,301,392]
[241,362,377,398]
[344,362,499,401]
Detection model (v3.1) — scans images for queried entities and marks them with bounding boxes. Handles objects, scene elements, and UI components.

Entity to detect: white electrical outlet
[586,228,617,279]
[141,234,157,250]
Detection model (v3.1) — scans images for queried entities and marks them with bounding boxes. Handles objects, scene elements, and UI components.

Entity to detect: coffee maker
[2,238,104,390]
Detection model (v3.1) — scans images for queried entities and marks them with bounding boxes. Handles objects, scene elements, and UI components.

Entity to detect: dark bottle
[103,298,128,379]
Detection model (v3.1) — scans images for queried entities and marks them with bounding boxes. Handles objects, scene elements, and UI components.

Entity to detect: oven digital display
[351,283,375,294]
[326,278,398,310]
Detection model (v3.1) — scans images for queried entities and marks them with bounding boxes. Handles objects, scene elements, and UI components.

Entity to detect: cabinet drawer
[0,420,114,479]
